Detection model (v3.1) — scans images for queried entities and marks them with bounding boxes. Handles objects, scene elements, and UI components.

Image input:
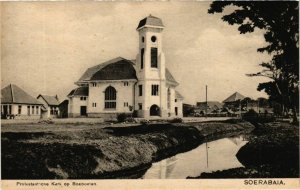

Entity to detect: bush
[132,110,138,118]
[117,113,127,123]
[242,109,258,123]
[170,118,183,123]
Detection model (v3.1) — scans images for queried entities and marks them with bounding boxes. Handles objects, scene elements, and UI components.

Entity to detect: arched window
[104,86,117,109]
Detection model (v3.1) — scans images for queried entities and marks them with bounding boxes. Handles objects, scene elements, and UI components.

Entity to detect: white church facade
[68,15,183,118]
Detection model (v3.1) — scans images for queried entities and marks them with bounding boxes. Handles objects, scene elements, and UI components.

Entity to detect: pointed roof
[1,84,42,105]
[223,92,245,103]
[37,94,60,106]
[137,15,164,30]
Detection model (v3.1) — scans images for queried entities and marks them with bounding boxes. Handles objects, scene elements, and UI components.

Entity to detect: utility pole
[206,85,208,118]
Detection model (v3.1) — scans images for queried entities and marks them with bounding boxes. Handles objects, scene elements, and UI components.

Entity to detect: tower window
[141,48,144,69]
[124,82,129,86]
[92,83,97,87]
[151,85,159,96]
[138,103,142,110]
[139,85,143,96]
[151,48,158,68]
[151,36,157,42]
[104,86,117,109]
[142,36,145,43]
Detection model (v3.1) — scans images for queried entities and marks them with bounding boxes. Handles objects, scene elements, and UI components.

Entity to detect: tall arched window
[104,86,117,109]
[167,88,171,109]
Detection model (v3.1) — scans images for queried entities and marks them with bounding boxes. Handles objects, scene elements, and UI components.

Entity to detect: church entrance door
[150,104,160,116]
[80,106,87,116]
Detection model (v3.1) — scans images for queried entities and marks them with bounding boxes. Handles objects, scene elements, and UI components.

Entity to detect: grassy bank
[190,122,299,178]
[1,120,254,179]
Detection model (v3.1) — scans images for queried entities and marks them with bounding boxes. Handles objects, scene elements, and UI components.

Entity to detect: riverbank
[190,121,299,178]
[2,119,254,179]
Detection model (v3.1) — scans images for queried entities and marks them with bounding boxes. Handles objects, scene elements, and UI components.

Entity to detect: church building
[68,15,183,118]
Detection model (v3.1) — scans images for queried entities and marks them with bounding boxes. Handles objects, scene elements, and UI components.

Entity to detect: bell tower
[135,15,167,118]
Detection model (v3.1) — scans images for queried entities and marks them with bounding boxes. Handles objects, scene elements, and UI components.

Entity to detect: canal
[142,135,249,179]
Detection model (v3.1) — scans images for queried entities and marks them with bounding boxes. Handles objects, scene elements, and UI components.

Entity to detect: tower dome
[137,15,164,30]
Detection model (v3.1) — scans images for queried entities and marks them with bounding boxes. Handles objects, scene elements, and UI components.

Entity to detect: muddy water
[142,135,248,179]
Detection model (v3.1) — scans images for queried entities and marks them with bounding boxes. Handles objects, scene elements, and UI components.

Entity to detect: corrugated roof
[223,92,246,103]
[37,95,60,106]
[68,86,89,97]
[1,84,42,105]
[175,90,184,100]
[137,15,164,30]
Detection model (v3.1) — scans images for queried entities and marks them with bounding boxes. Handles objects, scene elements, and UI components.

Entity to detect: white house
[37,94,60,118]
[1,84,43,119]
[68,15,183,118]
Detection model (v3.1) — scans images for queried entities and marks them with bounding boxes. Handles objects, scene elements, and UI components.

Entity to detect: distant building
[223,92,246,104]
[1,84,43,119]
[67,15,183,118]
[37,95,60,118]
[195,101,223,115]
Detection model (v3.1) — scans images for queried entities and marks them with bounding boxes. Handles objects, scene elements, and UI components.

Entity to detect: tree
[208,1,299,123]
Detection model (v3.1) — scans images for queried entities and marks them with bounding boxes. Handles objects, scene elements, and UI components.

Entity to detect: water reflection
[142,135,248,179]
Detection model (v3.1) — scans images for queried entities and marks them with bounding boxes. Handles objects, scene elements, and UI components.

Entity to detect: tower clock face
[151,36,157,42]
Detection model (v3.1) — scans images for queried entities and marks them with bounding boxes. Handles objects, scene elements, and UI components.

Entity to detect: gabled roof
[68,86,89,97]
[77,57,179,86]
[1,84,42,105]
[223,92,245,103]
[175,90,184,100]
[76,57,137,83]
[137,15,164,30]
[37,94,60,106]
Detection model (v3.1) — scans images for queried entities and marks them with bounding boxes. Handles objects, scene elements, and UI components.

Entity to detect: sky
[1,1,272,104]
